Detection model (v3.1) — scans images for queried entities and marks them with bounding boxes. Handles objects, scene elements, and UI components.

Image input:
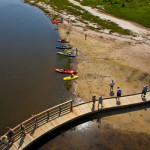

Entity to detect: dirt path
[69,0,150,36]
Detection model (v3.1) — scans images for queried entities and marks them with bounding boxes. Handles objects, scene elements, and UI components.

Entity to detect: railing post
[47,111,49,122]
[70,101,73,112]
[59,105,61,117]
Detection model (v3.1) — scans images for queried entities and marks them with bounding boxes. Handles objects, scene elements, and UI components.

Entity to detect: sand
[58,21,150,134]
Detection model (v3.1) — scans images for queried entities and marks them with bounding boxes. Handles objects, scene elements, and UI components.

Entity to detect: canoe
[57,52,76,57]
[52,20,63,24]
[55,69,78,74]
[57,39,70,43]
[63,75,78,81]
[56,46,72,49]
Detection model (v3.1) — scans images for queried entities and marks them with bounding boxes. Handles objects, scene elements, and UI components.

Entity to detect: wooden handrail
[0,100,73,149]
[1,91,149,149]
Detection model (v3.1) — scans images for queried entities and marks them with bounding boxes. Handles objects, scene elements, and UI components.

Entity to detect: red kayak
[57,39,70,43]
[52,20,63,24]
[55,69,78,74]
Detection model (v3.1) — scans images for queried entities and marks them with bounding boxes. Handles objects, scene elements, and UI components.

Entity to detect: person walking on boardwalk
[0,135,9,147]
[110,80,115,91]
[116,87,122,101]
[20,123,26,137]
[32,113,38,128]
[98,95,103,109]
[7,127,15,143]
[92,95,96,107]
[141,85,148,98]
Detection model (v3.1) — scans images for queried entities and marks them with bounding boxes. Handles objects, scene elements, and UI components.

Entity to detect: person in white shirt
[110,80,115,91]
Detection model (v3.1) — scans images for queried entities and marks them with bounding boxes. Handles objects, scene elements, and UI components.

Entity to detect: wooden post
[70,101,73,112]
[47,111,49,122]
[59,106,61,117]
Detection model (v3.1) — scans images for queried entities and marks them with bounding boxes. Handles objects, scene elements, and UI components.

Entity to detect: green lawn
[75,0,150,28]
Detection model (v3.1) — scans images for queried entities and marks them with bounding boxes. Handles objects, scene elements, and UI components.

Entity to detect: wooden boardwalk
[1,92,150,150]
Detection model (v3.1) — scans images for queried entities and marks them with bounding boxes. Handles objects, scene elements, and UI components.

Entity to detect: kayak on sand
[63,75,78,81]
[52,20,63,24]
[57,39,70,43]
[57,52,76,57]
[55,69,78,74]
[56,46,72,49]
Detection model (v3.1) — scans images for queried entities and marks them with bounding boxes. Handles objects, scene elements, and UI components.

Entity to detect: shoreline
[26,0,150,134]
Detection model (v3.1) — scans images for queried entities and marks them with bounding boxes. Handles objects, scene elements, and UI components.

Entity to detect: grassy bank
[75,0,150,28]
[29,0,130,35]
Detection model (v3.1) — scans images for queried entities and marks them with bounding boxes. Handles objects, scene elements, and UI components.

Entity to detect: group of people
[92,80,148,109]
[0,114,38,148]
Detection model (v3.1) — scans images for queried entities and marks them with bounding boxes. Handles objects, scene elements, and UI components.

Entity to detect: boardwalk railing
[1,91,150,150]
[0,100,73,149]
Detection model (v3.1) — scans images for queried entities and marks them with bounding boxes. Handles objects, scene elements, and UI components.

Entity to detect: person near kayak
[71,73,74,78]
[110,80,115,91]
[76,48,78,55]
[7,127,15,143]
[98,95,103,109]
[85,34,87,40]
[116,87,122,101]
[141,85,148,97]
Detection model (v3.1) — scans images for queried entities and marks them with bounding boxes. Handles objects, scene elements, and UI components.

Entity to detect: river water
[0,0,72,135]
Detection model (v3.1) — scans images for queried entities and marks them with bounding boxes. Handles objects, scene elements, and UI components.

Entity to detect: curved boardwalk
[1,92,150,150]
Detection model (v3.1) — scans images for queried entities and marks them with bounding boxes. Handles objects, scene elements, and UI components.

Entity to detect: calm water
[0,0,72,135]
[39,119,150,150]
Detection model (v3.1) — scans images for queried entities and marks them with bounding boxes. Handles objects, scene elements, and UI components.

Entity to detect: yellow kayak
[63,75,78,81]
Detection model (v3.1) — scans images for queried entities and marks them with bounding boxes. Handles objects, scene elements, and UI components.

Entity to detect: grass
[63,58,71,70]
[64,80,72,91]
[75,0,150,28]
[28,0,131,35]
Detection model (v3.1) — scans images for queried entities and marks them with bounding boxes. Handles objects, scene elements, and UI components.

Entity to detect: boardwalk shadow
[141,97,146,102]
[30,127,36,135]
[116,100,121,105]
[91,105,95,111]
[109,91,114,96]
[4,143,13,150]
[18,137,25,149]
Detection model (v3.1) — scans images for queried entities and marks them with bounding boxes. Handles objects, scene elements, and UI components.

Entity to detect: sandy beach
[27,0,150,134]
[58,21,150,134]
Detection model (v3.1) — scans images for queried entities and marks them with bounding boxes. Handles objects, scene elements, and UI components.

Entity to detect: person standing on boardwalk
[92,95,96,107]
[98,95,103,109]
[20,123,26,137]
[32,113,38,128]
[110,80,115,91]
[7,127,15,143]
[0,136,9,147]
[141,85,148,97]
[116,87,122,101]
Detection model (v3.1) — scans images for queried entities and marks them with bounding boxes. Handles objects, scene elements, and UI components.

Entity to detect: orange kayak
[55,69,78,74]
[52,20,63,24]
